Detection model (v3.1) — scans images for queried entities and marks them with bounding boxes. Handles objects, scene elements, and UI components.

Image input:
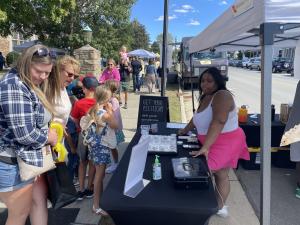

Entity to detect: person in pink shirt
[99,59,120,84]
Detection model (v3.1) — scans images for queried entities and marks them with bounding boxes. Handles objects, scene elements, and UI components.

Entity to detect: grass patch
[166,83,181,123]
[0,69,9,79]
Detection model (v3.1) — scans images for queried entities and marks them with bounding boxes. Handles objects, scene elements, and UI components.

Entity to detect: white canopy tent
[189,1,300,53]
[188,1,300,225]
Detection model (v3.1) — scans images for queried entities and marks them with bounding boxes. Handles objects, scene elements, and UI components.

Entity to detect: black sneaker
[84,189,94,198]
[77,191,85,201]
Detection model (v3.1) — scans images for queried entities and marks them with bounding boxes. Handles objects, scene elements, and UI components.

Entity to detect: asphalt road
[226,67,298,113]
[227,66,300,225]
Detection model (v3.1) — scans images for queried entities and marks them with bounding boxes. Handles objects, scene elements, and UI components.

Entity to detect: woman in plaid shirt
[0,45,58,225]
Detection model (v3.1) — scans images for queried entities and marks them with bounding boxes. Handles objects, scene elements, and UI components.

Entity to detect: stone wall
[0,36,10,56]
[74,44,101,79]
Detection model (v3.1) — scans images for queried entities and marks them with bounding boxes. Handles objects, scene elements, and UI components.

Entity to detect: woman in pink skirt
[178,67,249,218]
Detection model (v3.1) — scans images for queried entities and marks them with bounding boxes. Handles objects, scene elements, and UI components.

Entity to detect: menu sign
[137,95,169,126]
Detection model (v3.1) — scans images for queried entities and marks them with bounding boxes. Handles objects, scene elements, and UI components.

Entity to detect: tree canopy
[0,0,151,58]
[156,32,174,45]
[151,41,160,54]
[130,19,150,51]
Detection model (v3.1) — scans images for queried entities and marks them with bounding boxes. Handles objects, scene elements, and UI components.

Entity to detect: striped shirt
[0,69,48,166]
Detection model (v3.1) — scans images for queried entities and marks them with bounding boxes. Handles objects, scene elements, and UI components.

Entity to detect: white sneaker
[216,205,229,218]
[73,178,79,187]
[106,163,118,174]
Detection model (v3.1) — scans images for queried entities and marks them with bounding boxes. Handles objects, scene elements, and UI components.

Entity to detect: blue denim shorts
[0,161,33,192]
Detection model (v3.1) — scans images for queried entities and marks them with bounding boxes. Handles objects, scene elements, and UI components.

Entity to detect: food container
[280,103,292,123]
[238,105,248,123]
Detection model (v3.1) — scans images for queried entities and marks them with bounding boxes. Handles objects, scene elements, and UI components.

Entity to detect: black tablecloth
[101,124,218,225]
[239,114,286,147]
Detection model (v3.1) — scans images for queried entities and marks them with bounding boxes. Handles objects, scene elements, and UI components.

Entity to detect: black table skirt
[101,124,218,225]
[239,114,285,147]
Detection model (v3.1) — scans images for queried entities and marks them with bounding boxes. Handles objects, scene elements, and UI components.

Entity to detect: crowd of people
[0,43,255,223]
[0,44,133,224]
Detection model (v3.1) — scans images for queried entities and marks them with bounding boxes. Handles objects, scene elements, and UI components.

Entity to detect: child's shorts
[90,145,111,165]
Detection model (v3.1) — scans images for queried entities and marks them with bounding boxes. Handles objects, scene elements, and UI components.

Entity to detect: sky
[130,0,235,43]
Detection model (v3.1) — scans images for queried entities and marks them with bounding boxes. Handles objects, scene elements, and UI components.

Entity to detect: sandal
[92,205,109,216]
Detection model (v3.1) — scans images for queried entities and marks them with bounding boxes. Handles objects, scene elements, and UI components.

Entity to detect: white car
[242,59,250,68]
[249,58,261,70]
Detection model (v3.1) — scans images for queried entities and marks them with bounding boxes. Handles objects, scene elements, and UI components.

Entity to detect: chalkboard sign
[137,95,169,127]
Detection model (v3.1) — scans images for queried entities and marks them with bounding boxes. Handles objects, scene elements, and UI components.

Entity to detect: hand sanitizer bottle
[153,155,162,180]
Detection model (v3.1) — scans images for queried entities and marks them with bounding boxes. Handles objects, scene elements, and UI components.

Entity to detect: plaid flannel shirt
[0,69,48,166]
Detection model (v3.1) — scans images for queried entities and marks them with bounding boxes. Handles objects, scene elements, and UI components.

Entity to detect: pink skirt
[198,127,249,171]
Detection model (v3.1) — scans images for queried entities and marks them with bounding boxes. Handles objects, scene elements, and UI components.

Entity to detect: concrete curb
[178,84,187,123]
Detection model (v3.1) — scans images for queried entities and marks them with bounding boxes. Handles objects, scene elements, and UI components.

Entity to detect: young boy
[71,76,99,200]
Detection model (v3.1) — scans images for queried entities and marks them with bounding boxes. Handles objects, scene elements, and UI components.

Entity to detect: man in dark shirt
[130,57,142,92]
[0,52,5,71]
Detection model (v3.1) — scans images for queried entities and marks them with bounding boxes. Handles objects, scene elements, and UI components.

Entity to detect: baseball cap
[82,76,99,90]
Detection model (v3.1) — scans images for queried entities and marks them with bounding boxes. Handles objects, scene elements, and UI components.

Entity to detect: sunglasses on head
[33,47,57,59]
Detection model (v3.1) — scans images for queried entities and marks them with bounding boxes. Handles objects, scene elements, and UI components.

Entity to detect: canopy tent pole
[190,53,195,112]
[161,0,168,97]
[259,23,284,225]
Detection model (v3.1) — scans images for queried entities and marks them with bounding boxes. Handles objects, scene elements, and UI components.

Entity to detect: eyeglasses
[64,69,76,78]
[33,47,57,59]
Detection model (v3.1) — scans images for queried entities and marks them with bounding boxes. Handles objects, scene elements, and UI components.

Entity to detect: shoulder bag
[17,145,56,181]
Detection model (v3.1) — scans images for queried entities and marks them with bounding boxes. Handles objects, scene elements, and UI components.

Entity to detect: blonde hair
[104,79,118,95]
[107,58,116,67]
[43,55,80,105]
[120,45,127,52]
[16,44,54,114]
[88,85,111,132]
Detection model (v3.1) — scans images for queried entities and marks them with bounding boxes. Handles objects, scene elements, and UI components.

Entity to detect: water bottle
[238,105,248,123]
[152,155,162,180]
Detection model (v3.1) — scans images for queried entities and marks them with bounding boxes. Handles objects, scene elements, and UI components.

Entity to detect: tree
[0,0,137,58]
[0,0,76,40]
[151,41,160,53]
[237,51,243,60]
[129,19,150,50]
[81,0,136,58]
[156,32,174,45]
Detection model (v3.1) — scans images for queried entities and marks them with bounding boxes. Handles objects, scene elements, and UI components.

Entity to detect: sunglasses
[33,47,57,59]
[64,69,76,78]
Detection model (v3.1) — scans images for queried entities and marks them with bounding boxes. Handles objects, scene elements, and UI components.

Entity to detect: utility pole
[161,0,168,96]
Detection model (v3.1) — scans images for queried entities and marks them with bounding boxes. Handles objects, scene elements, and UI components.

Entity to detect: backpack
[80,114,96,146]
[80,112,117,149]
